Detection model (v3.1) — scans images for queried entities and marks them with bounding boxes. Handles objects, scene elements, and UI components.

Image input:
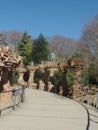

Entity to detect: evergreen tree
[18,31,33,66]
[81,69,89,86]
[66,69,74,86]
[32,34,49,64]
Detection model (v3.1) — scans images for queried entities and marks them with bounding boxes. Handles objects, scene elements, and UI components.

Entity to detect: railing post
[0,110,1,116]
[21,85,26,103]
[12,89,17,110]
[55,85,57,94]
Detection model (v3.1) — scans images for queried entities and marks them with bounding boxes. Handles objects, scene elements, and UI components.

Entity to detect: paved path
[0,89,88,130]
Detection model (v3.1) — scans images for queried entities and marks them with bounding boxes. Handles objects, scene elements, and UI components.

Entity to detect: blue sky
[0,0,98,39]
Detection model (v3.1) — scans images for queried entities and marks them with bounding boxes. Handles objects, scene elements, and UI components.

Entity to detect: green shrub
[81,69,89,86]
[66,69,74,86]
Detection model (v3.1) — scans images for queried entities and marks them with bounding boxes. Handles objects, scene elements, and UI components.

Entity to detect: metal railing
[0,86,26,116]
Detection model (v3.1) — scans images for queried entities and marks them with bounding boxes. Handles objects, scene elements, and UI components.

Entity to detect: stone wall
[1,46,97,108]
[0,45,23,110]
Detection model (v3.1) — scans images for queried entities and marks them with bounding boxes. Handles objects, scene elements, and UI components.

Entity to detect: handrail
[0,86,26,116]
[78,101,90,130]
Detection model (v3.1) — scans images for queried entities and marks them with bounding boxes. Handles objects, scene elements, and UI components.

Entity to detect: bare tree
[0,30,23,51]
[79,14,98,85]
[80,14,98,60]
[48,35,78,61]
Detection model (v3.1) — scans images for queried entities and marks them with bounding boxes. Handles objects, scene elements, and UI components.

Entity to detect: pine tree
[32,34,49,64]
[18,31,33,66]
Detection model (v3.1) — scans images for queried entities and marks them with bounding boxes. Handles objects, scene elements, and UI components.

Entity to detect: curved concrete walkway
[0,89,88,130]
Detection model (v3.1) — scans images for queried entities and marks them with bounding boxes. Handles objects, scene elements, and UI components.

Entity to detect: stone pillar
[27,66,37,88]
[47,67,58,93]
[38,64,45,73]
[47,81,54,92]
[38,80,45,90]
[72,67,82,100]
[16,67,27,86]
[66,55,86,100]
[59,86,63,96]
[48,68,58,77]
